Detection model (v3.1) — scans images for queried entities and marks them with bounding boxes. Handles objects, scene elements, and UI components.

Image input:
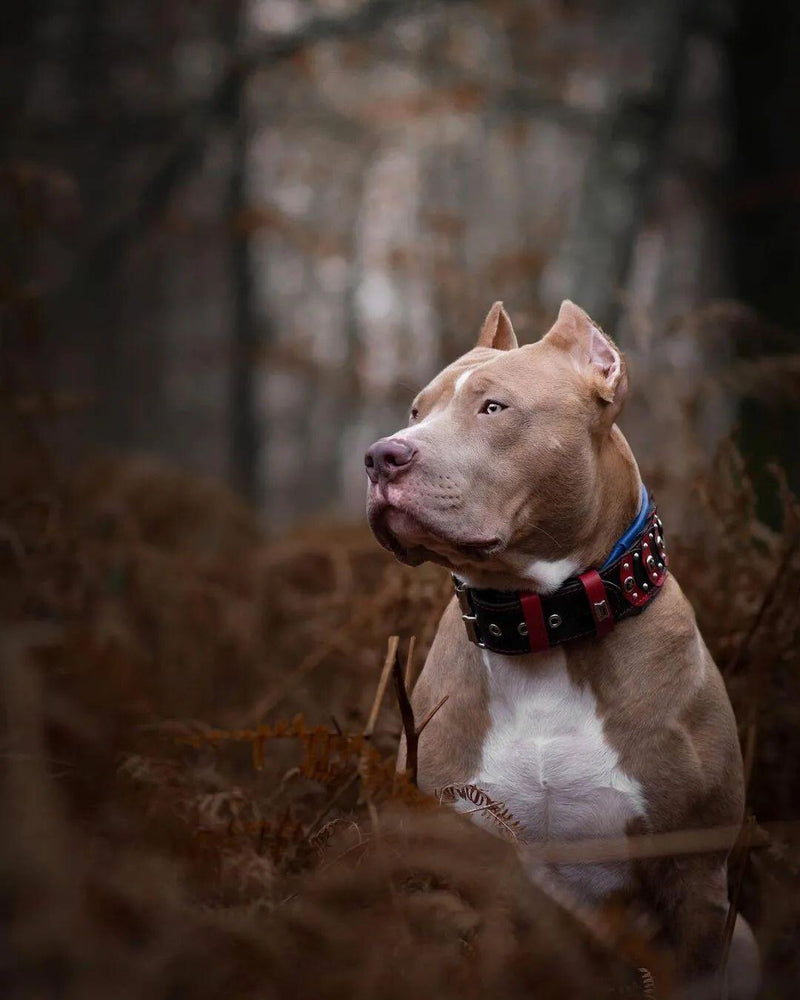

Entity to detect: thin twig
[519,822,771,867]
[403,635,417,691]
[273,831,371,910]
[392,642,449,787]
[730,535,798,676]
[392,646,418,784]
[365,797,380,834]
[359,638,401,833]
[718,814,755,999]
[416,694,449,736]
[306,770,359,838]
[243,624,353,724]
[365,636,399,738]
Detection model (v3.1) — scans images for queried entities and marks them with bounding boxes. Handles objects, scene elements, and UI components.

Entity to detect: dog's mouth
[368,499,503,568]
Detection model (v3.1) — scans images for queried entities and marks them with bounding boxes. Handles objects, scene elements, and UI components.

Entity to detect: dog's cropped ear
[544,300,627,418]
[476,301,518,351]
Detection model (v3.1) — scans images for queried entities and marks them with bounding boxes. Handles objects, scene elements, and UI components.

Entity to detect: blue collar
[599,482,651,571]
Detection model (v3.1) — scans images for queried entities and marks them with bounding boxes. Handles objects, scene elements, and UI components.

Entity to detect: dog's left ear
[544,300,627,418]
[477,301,518,351]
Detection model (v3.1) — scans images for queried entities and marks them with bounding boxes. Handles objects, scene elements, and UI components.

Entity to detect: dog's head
[365,300,632,589]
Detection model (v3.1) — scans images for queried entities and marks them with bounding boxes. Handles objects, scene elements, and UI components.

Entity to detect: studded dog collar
[453,487,668,655]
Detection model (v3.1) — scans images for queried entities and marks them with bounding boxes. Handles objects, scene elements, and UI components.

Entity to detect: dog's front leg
[642,854,757,999]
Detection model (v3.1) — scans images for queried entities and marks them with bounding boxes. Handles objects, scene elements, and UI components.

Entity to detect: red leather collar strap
[519,592,551,653]
[453,503,668,656]
[578,568,615,638]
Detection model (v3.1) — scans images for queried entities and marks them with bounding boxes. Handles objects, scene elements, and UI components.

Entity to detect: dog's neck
[581,426,643,571]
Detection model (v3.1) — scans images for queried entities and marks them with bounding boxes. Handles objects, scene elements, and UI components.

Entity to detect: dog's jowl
[365,300,760,998]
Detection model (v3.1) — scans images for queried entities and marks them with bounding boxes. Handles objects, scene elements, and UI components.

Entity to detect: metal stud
[623,562,630,570]
[632,592,639,600]
[517,621,528,637]
[642,582,649,590]
[634,552,640,560]
[658,562,664,570]
[548,613,563,629]
[488,623,502,638]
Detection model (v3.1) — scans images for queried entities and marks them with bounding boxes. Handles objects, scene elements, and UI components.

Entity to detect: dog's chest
[465,650,646,857]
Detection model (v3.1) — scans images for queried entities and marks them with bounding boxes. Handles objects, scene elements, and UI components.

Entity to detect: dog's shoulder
[401,597,490,792]
[583,573,744,829]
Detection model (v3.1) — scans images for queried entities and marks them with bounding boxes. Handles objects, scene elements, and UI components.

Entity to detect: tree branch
[66,0,414,294]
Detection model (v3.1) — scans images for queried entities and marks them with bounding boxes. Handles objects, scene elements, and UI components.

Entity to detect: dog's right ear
[476,301,518,351]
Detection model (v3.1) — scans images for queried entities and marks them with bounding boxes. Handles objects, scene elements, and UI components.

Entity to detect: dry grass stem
[365,635,399,738]
[403,634,418,691]
[392,643,449,787]
[520,822,773,867]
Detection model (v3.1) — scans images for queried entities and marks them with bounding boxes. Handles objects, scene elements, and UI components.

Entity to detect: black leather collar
[453,501,668,655]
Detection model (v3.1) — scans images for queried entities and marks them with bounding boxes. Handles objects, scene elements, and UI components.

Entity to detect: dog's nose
[365,437,417,484]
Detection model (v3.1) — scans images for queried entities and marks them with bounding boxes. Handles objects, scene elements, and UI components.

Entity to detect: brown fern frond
[164,712,412,793]
[308,818,363,854]
[638,967,657,999]
[437,783,522,840]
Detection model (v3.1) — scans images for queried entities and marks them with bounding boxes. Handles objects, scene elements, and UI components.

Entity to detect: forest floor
[2,405,799,1000]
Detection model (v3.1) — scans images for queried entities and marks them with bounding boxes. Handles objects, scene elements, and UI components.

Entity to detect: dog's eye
[409,407,419,422]
[479,400,507,415]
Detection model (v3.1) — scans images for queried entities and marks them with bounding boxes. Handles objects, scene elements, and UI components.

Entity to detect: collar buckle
[461,613,485,647]
[453,575,487,647]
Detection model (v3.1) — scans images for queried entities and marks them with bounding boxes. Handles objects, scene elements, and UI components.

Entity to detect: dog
[365,301,759,998]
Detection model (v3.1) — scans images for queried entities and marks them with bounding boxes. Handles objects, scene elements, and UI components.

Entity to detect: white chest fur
[463,649,646,899]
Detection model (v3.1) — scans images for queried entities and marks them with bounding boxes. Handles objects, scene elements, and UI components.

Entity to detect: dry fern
[437,783,522,841]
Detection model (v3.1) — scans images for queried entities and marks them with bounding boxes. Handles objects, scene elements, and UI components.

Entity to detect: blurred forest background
[3,0,799,527]
[3,2,800,1000]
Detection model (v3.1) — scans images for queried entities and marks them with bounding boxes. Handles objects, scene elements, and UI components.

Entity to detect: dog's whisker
[529,522,563,550]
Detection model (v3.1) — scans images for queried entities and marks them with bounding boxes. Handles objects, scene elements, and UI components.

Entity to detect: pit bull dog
[365,301,759,998]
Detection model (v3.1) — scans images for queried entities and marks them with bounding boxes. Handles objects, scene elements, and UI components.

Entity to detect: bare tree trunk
[226,32,261,505]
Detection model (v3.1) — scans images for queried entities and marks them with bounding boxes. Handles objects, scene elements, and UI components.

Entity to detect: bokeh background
[3,0,799,526]
[3,3,800,999]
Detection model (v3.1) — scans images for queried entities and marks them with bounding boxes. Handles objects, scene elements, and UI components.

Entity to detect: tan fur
[372,302,755,993]
[477,300,518,351]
